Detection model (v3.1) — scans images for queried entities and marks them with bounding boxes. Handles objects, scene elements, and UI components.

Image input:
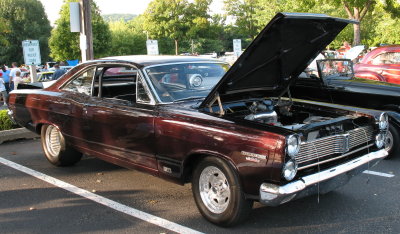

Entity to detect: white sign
[22,40,41,65]
[233,39,242,57]
[146,40,159,55]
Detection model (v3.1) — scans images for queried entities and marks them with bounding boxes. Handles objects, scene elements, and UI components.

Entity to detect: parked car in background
[37,71,54,82]
[354,45,400,84]
[8,13,389,226]
[293,58,400,157]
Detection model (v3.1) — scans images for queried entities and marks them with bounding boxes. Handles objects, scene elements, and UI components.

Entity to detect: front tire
[385,124,400,159]
[192,157,253,226]
[41,124,82,166]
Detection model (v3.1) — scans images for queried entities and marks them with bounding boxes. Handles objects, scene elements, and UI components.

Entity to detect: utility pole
[80,0,94,61]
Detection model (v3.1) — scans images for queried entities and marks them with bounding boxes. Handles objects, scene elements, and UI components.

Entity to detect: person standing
[52,64,66,80]
[13,71,23,90]
[0,73,7,106]
[1,65,11,93]
[9,62,21,91]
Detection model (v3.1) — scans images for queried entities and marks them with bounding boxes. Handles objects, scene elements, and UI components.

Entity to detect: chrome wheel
[199,166,230,214]
[45,125,62,158]
[385,130,393,152]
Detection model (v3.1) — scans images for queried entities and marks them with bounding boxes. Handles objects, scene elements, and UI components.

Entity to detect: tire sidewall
[192,157,245,226]
[386,124,400,159]
[41,124,66,166]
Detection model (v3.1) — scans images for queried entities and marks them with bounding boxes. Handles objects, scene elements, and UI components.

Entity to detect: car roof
[98,55,222,67]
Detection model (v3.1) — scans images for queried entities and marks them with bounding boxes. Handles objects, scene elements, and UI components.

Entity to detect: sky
[39,0,224,25]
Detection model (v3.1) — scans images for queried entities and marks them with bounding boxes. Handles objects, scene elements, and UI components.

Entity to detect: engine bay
[219,98,370,141]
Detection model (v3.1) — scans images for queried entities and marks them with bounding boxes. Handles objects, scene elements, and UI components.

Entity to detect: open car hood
[200,13,357,108]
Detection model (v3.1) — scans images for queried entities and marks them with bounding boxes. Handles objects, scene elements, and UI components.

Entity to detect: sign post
[146,40,159,55]
[22,40,41,82]
[233,39,242,58]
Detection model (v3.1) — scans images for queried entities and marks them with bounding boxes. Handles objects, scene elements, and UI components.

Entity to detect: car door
[84,65,158,171]
[56,66,96,148]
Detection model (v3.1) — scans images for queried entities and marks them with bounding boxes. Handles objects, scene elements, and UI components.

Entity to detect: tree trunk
[353,7,361,46]
[175,39,178,55]
[353,23,361,46]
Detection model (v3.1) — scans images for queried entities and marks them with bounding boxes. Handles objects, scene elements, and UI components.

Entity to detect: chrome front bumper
[259,149,388,206]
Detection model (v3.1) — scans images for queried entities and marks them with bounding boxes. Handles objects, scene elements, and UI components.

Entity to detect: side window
[98,66,137,102]
[137,77,151,103]
[63,67,95,95]
[372,52,400,65]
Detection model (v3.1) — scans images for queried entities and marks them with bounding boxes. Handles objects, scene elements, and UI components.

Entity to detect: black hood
[200,13,357,108]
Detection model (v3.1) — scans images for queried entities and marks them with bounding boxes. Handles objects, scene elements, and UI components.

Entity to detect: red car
[354,45,400,84]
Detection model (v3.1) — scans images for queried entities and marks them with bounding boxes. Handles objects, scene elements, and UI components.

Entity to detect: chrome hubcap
[45,125,61,158]
[199,166,230,214]
[385,130,393,152]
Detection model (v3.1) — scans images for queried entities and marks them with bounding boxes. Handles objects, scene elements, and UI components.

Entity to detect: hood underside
[201,12,357,108]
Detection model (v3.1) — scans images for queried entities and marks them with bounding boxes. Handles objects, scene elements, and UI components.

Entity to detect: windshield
[145,62,229,102]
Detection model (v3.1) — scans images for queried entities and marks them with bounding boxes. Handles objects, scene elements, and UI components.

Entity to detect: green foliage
[102,14,137,22]
[0,17,10,46]
[143,0,190,55]
[0,0,51,65]
[0,110,15,131]
[49,0,111,61]
[107,16,146,56]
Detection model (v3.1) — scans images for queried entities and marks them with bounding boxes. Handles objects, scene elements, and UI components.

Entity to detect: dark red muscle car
[8,13,389,226]
[354,45,400,84]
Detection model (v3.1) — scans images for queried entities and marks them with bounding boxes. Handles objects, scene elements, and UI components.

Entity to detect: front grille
[296,126,375,170]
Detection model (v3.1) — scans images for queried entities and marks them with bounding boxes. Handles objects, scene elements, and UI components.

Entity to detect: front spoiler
[259,149,388,206]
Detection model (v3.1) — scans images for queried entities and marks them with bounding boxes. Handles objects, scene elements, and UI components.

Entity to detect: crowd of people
[0,61,68,106]
[0,62,24,106]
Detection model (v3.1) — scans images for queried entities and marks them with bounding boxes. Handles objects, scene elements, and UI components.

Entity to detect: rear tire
[192,157,253,226]
[385,124,400,159]
[41,124,82,166]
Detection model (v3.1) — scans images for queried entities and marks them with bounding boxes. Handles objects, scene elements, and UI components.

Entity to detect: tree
[143,0,190,55]
[223,0,259,39]
[0,0,51,65]
[0,17,10,46]
[49,0,111,61]
[320,0,400,45]
[107,16,147,56]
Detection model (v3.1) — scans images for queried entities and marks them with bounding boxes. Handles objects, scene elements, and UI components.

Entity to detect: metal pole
[80,0,94,62]
[29,65,37,82]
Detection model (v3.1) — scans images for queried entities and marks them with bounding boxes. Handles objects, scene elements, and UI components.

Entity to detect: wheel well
[182,153,238,184]
[182,153,207,183]
[35,123,44,135]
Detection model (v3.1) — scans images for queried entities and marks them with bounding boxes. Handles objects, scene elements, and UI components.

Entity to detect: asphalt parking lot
[1,139,400,234]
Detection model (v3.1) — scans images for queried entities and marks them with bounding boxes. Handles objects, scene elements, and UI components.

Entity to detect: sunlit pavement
[0,139,399,233]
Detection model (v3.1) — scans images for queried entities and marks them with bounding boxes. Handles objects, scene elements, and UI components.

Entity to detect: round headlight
[286,134,301,158]
[375,132,386,149]
[283,160,298,181]
[378,113,388,130]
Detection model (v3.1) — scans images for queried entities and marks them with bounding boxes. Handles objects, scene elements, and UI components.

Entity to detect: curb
[0,128,39,144]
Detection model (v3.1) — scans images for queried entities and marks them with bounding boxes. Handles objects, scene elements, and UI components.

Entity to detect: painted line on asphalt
[363,170,395,178]
[0,157,203,234]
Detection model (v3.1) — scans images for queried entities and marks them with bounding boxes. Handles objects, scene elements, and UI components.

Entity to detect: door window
[62,67,95,95]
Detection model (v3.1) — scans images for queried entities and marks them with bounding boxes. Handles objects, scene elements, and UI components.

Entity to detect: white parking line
[0,157,203,234]
[363,170,395,178]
